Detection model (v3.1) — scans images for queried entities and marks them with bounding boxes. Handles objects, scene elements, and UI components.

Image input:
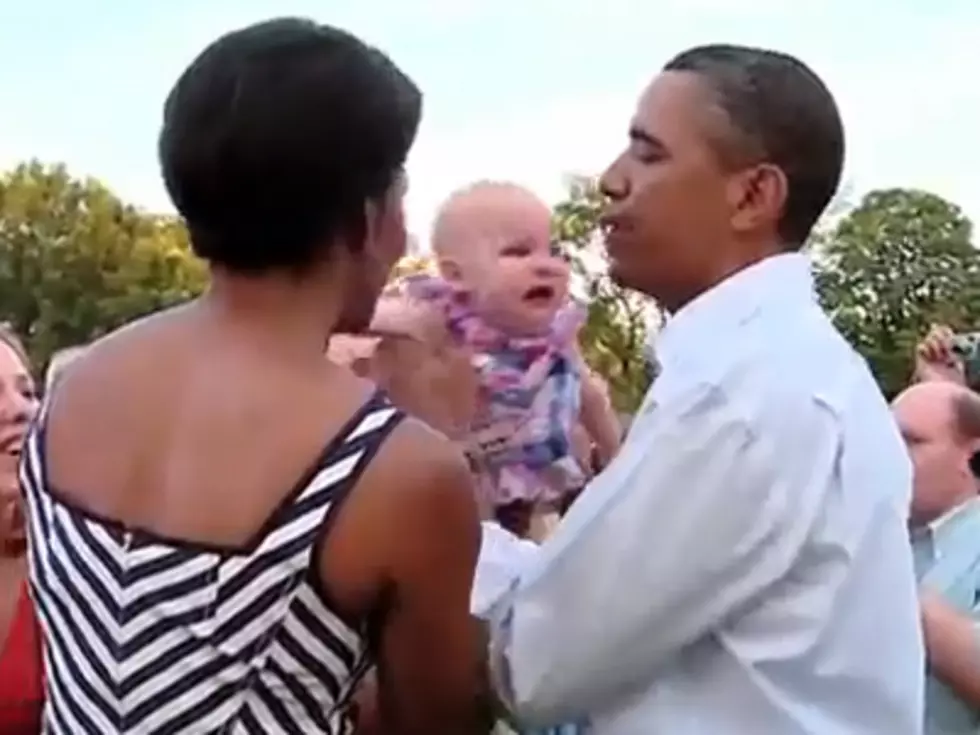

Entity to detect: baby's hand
[370,291,445,345]
[326,334,379,377]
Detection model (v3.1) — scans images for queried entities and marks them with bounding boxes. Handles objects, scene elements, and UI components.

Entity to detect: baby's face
[452,193,570,335]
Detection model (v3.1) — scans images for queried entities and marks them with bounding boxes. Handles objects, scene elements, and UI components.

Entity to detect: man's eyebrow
[629,125,665,150]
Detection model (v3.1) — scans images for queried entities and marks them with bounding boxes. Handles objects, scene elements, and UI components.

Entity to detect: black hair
[664,44,844,246]
[158,17,422,273]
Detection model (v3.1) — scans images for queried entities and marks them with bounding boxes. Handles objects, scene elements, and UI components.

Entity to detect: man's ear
[728,163,788,237]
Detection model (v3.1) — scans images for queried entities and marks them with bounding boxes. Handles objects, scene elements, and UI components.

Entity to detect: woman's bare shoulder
[369,417,473,502]
[49,309,186,407]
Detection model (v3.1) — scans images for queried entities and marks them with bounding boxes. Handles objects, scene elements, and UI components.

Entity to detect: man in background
[894,380,980,733]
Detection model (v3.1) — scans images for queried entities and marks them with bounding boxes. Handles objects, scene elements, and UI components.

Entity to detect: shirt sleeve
[488,381,842,726]
[471,522,540,619]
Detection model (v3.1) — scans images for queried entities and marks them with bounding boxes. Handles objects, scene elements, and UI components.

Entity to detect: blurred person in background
[894,380,980,733]
[0,325,42,733]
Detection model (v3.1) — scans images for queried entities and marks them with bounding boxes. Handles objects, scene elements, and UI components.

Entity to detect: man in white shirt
[487,43,924,733]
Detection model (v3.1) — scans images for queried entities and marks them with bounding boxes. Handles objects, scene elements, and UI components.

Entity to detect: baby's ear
[437,256,464,284]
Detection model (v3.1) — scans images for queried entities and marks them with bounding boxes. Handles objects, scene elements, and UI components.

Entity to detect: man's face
[598,71,784,310]
[893,388,975,526]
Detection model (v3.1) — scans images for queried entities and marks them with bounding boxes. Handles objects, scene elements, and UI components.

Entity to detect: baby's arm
[576,359,622,470]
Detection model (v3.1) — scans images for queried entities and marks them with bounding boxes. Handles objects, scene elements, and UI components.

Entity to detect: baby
[372,181,621,539]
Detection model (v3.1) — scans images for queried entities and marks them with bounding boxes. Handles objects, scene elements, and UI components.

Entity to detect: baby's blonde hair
[430,180,547,260]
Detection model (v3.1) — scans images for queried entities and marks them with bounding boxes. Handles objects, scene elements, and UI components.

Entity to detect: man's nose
[599,155,628,201]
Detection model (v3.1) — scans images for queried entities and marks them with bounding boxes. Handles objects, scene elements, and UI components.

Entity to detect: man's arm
[490,382,840,726]
[921,593,980,705]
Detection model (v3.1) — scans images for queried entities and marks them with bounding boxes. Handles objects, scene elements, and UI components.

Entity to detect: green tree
[813,187,980,398]
[0,160,207,371]
[552,176,656,413]
[390,253,435,280]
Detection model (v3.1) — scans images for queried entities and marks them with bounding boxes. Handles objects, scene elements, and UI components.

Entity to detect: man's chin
[607,260,635,291]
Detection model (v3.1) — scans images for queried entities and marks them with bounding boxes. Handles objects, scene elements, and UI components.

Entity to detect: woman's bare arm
[374,435,492,734]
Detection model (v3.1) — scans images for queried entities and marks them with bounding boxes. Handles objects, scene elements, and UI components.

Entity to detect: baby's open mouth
[523,285,555,304]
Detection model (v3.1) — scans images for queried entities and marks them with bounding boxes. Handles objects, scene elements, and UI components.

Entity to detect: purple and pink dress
[403,276,585,511]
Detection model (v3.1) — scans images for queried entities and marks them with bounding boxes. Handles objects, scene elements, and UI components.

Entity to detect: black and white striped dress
[19,391,403,734]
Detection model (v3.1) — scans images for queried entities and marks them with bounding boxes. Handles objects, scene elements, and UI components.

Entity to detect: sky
[0,1,978,241]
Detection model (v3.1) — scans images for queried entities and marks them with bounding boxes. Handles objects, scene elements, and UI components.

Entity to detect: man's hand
[920,590,980,705]
[915,325,966,385]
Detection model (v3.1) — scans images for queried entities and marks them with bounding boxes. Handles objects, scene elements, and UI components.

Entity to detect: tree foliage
[389,253,435,280]
[813,187,980,398]
[0,161,207,371]
[552,176,655,413]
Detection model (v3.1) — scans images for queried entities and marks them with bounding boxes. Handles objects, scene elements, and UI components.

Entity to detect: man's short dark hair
[159,18,421,273]
[664,44,844,246]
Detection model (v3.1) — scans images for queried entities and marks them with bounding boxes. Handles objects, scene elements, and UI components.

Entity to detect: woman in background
[0,325,42,733]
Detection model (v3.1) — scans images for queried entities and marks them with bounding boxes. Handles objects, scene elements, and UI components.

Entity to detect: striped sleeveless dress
[19,390,402,734]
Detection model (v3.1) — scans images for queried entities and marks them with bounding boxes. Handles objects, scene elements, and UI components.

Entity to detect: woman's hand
[373,332,478,440]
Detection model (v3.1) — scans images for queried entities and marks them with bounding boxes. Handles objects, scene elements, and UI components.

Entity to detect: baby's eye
[549,241,570,260]
[501,244,532,258]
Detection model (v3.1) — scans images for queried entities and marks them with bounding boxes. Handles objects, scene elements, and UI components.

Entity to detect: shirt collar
[653,253,816,368]
[916,496,980,545]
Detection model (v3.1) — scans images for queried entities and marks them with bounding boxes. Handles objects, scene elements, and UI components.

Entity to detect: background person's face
[893,392,975,525]
[0,339,36,543]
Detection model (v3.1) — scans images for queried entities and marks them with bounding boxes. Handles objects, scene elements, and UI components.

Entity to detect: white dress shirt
[488,253,924,734]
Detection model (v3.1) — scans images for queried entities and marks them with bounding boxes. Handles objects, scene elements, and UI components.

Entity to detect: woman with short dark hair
[21,18,488,734]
